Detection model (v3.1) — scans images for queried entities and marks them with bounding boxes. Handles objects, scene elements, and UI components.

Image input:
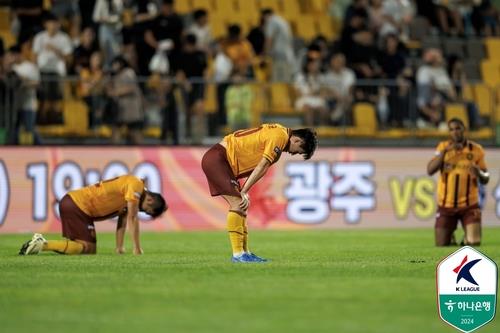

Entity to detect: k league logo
[437,246,498,333]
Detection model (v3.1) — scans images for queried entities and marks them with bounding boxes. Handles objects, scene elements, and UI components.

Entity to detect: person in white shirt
[187,9,212,55]
[32,13,73,124]
[321,53,356,125]
[93,0,124,67]
[6,44,41,144]
[261,8,296,82]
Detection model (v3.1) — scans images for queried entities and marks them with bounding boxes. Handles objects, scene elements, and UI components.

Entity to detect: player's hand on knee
[239,192,250,211]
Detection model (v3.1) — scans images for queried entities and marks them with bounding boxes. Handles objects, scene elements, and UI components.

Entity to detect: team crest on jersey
[467,153,473,160]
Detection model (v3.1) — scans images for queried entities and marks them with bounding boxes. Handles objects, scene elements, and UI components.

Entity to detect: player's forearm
[127,216,141,250]
[115,214,127,250]
[427,154,445,175]
[241,161,270,193]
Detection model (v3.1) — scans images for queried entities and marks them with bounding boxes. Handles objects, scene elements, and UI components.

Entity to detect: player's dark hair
[448,117,465,129]
[291,128,318,160]
[147,191,168,218]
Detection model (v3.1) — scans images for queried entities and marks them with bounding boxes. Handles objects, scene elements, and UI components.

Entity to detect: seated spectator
[78,51,106,131]
[471,0,500,36]
[294,57,328,126]
[106,56,144,144]
[32,13,73,125]
[321,53,356,125]
[226,68,253,131]
[434,0,469,36]
[72,26,99,74]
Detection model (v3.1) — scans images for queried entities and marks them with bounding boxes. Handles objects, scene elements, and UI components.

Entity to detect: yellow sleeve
[477,146,487,171]
[434,141,446,157]
[125,179,144,203]
[262,130,288,163]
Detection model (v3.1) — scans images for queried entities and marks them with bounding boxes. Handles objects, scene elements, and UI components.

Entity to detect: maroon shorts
[201,144,241,197]
[59,194,96,243]
[435,204,481,230]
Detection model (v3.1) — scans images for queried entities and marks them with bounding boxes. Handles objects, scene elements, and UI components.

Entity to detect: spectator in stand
[433,0,468,36]
[447,55,482,129]
[261,8,296,82]
[341,8,380,104]
[32,13,73,125]
[6,44,41,145]
[145,0,184,56]
[379,0,415,42]
[93,0,124,68]
[226,68,253,131]
[11,0,44,44]
[294,56,328,126]
[50,0,81,40]
[79,51,106,131]
[416,49,455,129]
[472,0,500,36]
[72,26,99,74]
[78,0,97,31]
[170,34,208,143]
[222,24,255,77]
[131,0,158,77]
[212,45,233,135]
[321,53,356,125]
[247,18,266,56]
[106,56,144,144]
[377,34,412,127]
[187,9,213,55]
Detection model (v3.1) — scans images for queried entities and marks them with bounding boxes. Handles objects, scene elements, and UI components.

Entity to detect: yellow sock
[43,240,84,254]
[227,211,245,255]
[243,220,249,253]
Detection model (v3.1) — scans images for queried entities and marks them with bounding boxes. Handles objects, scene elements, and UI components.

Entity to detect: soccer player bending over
[427,118,489,246]
[202,123,317,262]
[20,175,167,255]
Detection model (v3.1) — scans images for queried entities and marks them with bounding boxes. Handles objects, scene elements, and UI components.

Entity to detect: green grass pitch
[1,228,499,333]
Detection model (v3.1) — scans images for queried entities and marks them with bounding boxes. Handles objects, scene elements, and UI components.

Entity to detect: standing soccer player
[19,175,167,255]
[202,123,317,262]
[427,118,489,246]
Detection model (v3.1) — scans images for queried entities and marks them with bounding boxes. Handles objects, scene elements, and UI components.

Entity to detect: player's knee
[81,242,96,254]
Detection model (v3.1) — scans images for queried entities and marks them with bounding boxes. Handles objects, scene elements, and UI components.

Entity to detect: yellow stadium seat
[270,83,293,112]
[64,100,89,134]
[214,0,236,14]
[210,15,228,38]
[445,103,469,128]
[474,84,493,117]
[0,8,10,30]
[294,14,318,41]
[480,60,500,87]
[496,104,500,122]
[0,29,16,48]
[259,0,281,12]
[281,0,300,21]
[316,15,336,40]
[462,84,474,101]
[204,83,218,113]
[235,0,258,13]
[308,0,329,13]
[174,0,192,14]
[352,103,377,134]
[484,37,500,59]
[192,0,214,10]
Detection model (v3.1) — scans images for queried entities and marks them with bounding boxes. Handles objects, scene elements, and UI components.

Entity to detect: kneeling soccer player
[19,175,167,255]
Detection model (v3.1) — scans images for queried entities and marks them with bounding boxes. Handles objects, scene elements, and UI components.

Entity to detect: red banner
[0,147,498,234]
